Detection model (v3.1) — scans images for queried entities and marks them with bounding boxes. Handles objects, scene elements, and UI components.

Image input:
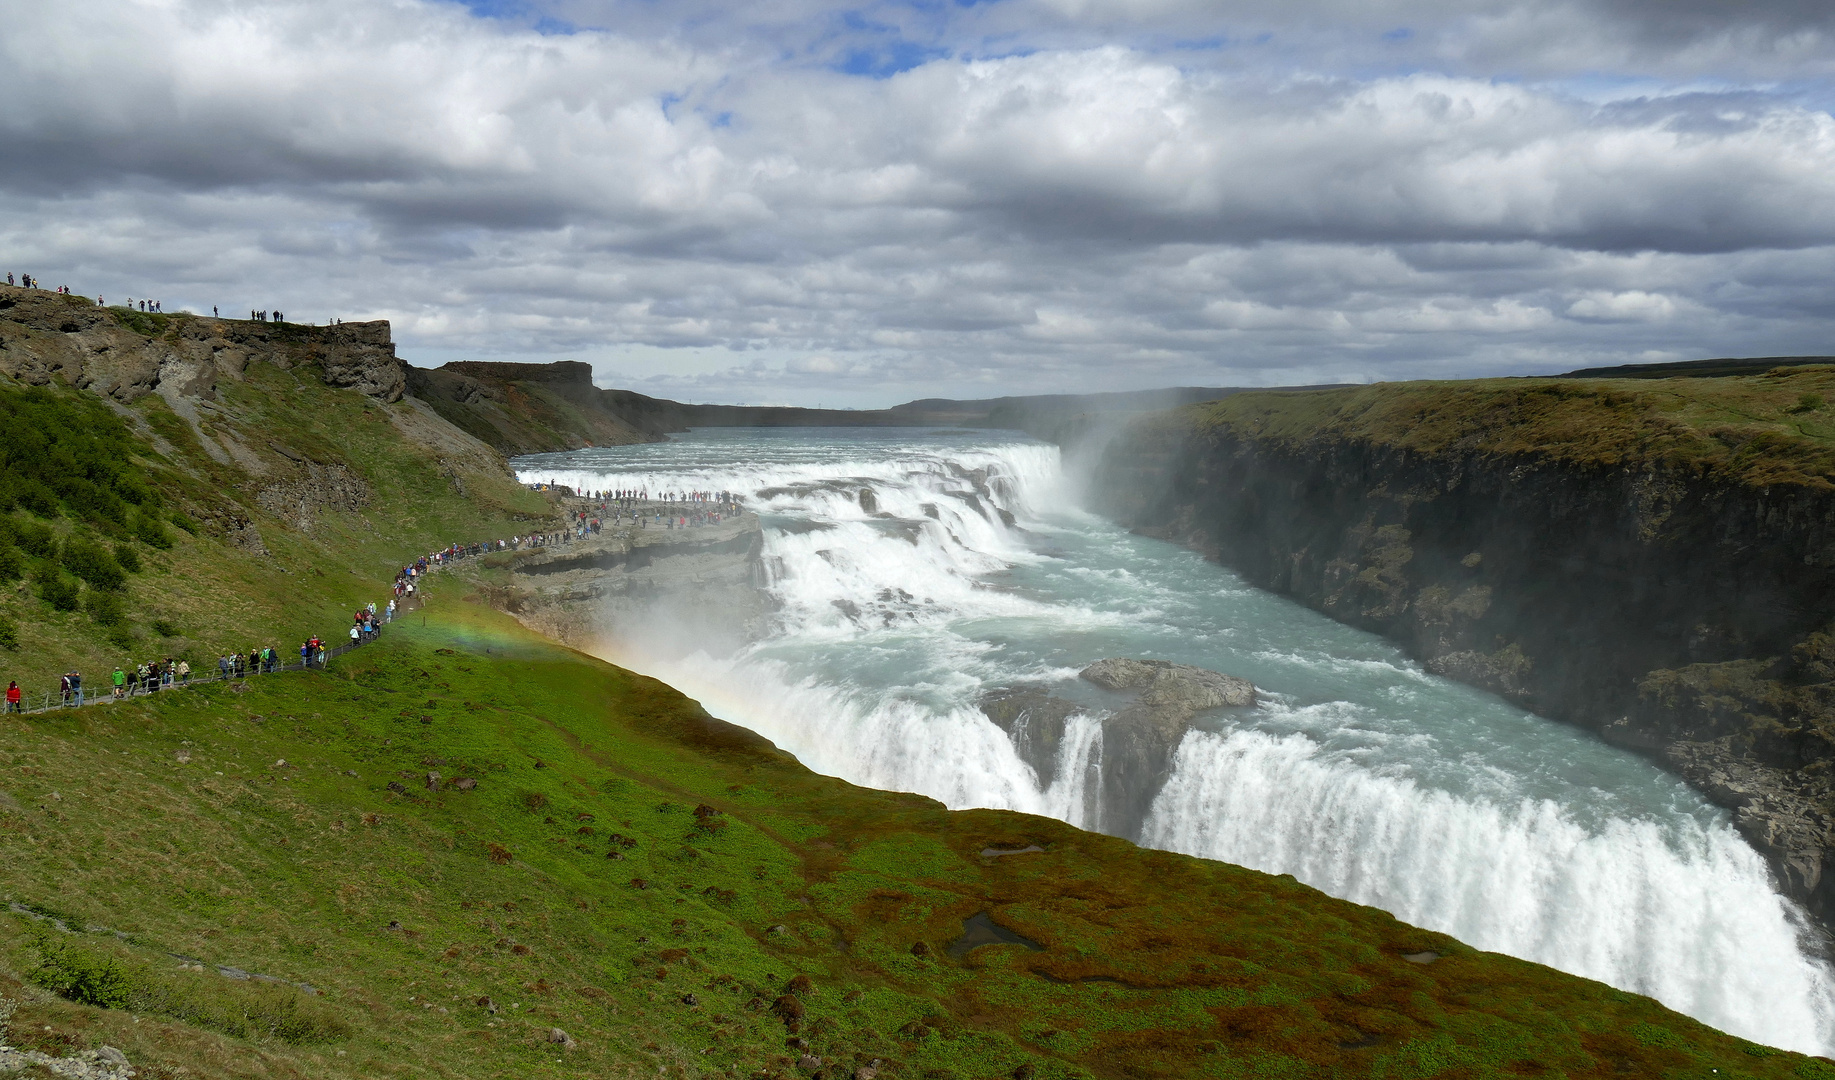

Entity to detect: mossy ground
[1166,366,1835,488]
[0,586,1824,1080]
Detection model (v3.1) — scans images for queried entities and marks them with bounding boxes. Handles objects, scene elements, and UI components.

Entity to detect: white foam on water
[1142,726,1835,1053]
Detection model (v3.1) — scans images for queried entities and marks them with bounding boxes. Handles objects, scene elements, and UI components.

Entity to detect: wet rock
[978,688,1086,787]
[858,488,877,514]
[1080,659,1257,839]
[1080,658,1255,708]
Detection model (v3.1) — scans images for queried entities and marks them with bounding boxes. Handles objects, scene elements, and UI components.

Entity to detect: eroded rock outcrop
[0,285,407,404]
[979,688,1085,788]
[981,659,1257,838]
[1083,659,1257,838]
[492,512,768,654]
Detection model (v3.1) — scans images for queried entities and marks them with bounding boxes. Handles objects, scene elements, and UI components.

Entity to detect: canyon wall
[1088,373,1835,925]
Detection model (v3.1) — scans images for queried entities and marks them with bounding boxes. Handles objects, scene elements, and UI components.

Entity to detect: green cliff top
[1169,367,1835,488]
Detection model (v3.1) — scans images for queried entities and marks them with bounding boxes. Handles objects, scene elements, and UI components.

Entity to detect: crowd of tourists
[2,493,752,715]
[525,484,743,533]
[5,272,347,328]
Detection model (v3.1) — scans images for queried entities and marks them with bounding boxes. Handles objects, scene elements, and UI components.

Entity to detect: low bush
[0,543,22,582]
[0,616,17,650]
[7,519,56,560]
[27,931,348,1046]
[112,544,142,573]
[132,510,173,550]
[62,538,125,591]
[85,590,126,627]
[36,571,79,612]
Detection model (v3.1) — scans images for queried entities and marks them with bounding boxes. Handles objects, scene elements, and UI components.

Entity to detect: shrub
[85,590,126,627]
[0,386,161,524]
[37,571,80,612]
[170,512,198,535]
[112,544,142,573]
[132,511,173,550]
[62,538,125,591]
[0,543,22,582]
[0,616,17,650]
[28,931,347,1045]
[152,617,179,637]
[105,623,135,650]
[8,519,56,559]
[29,933,133,1009]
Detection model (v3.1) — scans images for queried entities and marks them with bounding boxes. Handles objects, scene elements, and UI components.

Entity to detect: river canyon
[514,427,1835,1057]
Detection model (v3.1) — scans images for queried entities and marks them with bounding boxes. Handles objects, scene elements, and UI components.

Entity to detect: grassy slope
[1159,366,1835,488]
[0,588,1824,1080]
[0,365,550,695]
[408,368,656,454]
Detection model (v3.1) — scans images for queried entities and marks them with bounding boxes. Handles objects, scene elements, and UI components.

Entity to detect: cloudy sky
[5,0,1835,406]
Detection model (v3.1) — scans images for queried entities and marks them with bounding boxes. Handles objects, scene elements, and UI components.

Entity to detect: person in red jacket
[5,681,21,714]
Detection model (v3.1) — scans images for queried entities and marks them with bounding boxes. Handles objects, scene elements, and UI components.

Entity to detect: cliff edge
[0,288,407,404]
[1091,369,1835,927]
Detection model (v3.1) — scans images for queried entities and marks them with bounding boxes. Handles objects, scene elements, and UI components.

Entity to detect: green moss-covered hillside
[1164,365,1835,489]
[0,591,1824,1080]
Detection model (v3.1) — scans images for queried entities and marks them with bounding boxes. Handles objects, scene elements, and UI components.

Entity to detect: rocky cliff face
[0,286,406,404]
[1090,378,1835,927]
[488,513,769,655]
[983,660,1257,838]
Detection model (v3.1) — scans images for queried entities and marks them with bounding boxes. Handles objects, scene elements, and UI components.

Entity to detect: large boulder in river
[1080,659,1258,839]
[1080,658,1255,709]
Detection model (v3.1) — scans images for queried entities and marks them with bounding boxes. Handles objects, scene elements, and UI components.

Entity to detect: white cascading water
[516,428,1835,1054]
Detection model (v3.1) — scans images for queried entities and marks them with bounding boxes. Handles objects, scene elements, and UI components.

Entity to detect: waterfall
[515,429,1835,1054]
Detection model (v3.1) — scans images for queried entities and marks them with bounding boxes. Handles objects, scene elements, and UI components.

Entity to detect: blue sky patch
[837,40,950,78]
